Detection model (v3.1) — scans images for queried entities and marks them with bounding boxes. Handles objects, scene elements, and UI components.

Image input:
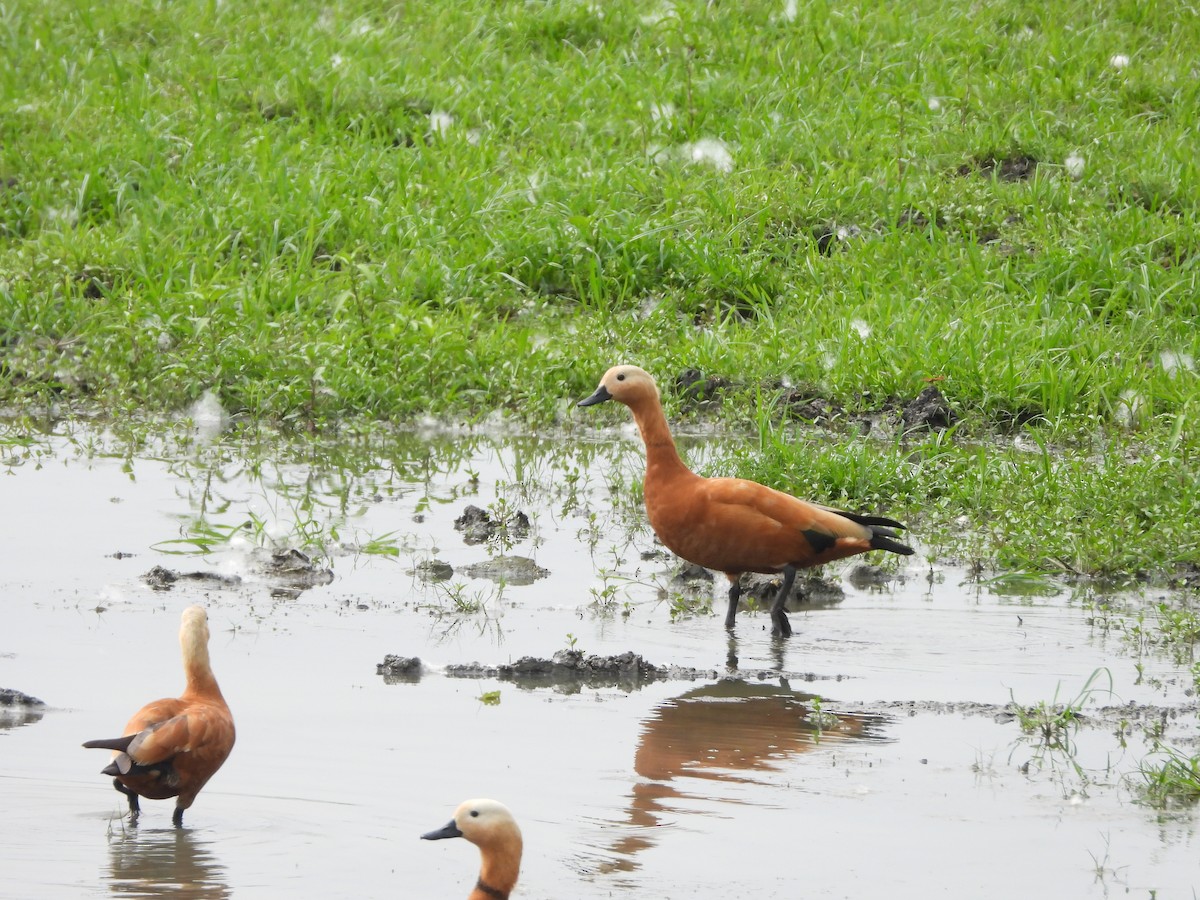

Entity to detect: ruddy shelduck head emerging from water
[423,798,523,900]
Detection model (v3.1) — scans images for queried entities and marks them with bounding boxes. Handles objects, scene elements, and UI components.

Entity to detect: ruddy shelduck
[83,605,235,826]
[422,798,523,900]
[579,365,914,637]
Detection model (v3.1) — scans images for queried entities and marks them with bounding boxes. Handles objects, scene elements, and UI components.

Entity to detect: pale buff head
[423,797,522,854]
[577,365,660,409]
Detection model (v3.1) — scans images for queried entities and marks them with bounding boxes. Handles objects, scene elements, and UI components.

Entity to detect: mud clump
[901,385,956,431]
[454,504,531,546]
[1,687,45,708]
[668,562,713,590]
[848,564,899,589]
[140,549,333,598]
[782,390,844,424]
[957,154,1039,182]
[410,559,454,582]
[811,222,864,255]
[739,572,845,612]
[443,649,719,693]
[257,549,334,597]
[141,566,242,591]
[676,369,731,405]
[461,555,549,585]
[0,688,46,729]
[376,655,423,684]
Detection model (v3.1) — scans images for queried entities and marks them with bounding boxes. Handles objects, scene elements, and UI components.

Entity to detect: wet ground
[1,420,1197,898]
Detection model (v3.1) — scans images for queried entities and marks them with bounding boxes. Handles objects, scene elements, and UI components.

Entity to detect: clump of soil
[957,154,1039,182]
[376,655,423,684]
[257,549,334,592]
[410,559,454,582]
[781,389,844,424]
[140,548,333,597]
[901,385,957,431]
[454,504,531,546]
[0,688,44,707]
[739,572,845,612]
[847,564,900,589]
[668,561,713,589]
[461,555,549,585]
[893,207,947,232]
[811,222,864,255]
[441,649,719,692]
[142,566,242,591]
[0,688,46,729]
[676,369,732,405]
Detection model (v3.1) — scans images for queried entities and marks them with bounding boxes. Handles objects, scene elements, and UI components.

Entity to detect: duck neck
[473,837,521,900]
[180,635,224,702]
[630,397,692,482]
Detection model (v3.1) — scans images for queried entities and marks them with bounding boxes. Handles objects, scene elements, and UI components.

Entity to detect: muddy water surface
[1,423,1197,898]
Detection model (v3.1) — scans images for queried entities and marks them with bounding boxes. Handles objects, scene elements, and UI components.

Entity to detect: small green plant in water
[1134,745,1200,811]
[804,696,841,736]
[668,591,714,621]
[1009,668,1114,755]
[478,690,502,707]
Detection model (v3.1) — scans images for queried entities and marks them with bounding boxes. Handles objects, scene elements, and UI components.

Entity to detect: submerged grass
[1,0,1199,576]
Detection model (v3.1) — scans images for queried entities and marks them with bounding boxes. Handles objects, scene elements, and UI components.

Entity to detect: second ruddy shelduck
[422,798,523,900]
[83,605,235,826]
[579,365,914,637]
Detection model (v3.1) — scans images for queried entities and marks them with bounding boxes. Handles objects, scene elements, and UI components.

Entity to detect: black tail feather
[82,734,136,753]
[827,507,915,555]
[870,531,914,555]
[834,509,908,531]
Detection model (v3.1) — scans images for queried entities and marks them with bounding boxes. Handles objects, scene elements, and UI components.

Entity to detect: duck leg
[724,577,742,629]
[769,565,797,638]
[114,779,141,822]
[172,807,185,828]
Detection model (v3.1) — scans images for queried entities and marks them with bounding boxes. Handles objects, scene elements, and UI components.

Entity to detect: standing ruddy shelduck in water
[83,605,235,826]
[422,799,523,900]
[579,365,914,637]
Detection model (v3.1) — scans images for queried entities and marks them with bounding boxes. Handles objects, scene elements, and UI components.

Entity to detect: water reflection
[598,680,890,874]
[104,826,230,899]
[0,688,45,730]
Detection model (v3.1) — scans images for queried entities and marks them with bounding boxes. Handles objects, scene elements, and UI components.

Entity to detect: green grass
[1136,745,1200,811]
[2,0,1200,575]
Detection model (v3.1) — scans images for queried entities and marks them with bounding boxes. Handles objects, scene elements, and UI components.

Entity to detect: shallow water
[1,423,1197,898]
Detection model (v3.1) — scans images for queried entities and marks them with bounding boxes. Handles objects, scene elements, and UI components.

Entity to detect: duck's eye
[616,373,626,381]
[470,810,480,818]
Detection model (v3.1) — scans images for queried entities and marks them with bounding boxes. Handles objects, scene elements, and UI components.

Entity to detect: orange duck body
[83,605,235,826]
[580,365,914,636]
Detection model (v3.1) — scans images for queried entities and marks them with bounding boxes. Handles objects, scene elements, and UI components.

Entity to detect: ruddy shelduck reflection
[601,681,886,871]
